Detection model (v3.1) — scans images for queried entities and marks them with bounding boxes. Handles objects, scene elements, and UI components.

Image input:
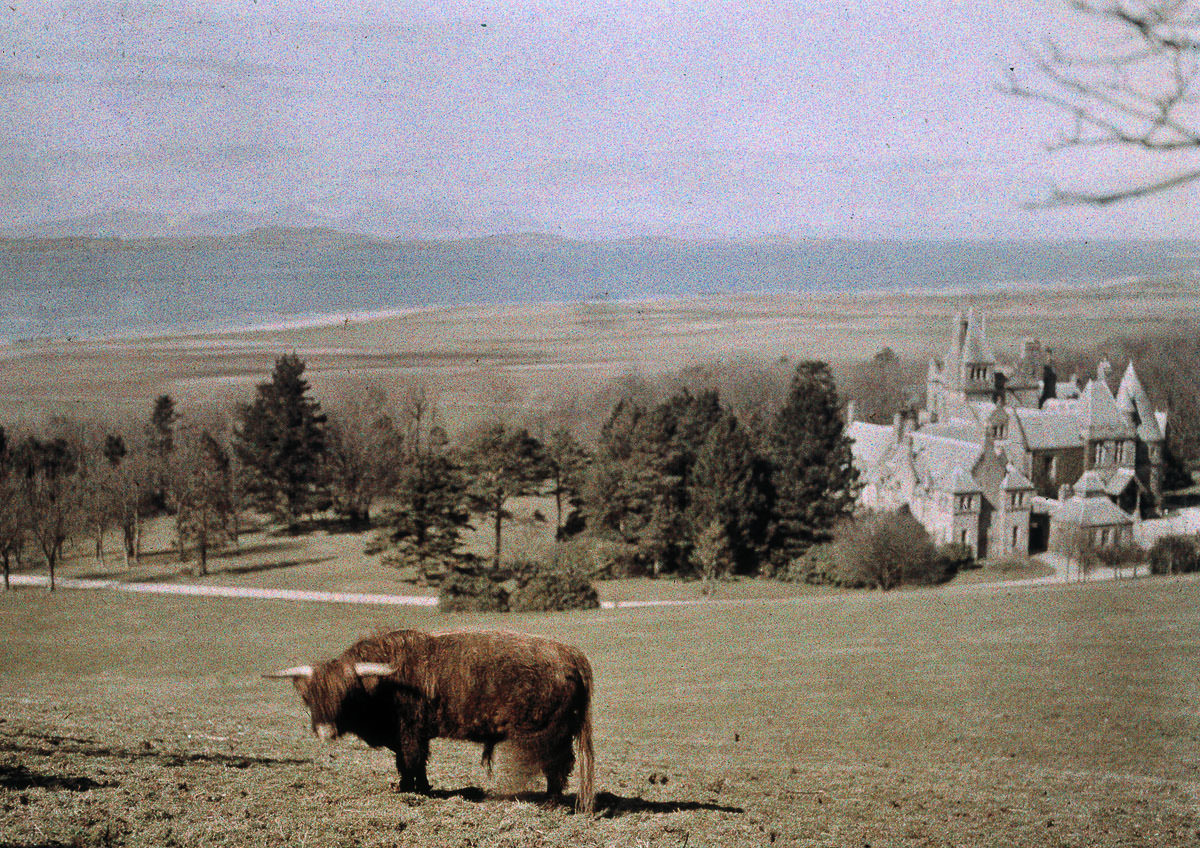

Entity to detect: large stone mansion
[848,310,1167,558]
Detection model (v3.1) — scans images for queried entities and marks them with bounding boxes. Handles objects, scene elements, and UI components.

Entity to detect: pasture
[2,577,1199,847]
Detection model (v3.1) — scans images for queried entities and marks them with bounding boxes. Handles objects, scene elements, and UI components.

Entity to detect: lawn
[2,576,1199,847]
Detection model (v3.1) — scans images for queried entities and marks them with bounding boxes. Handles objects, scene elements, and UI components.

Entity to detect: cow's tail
[575,701,595,814]
[573,653,596,814]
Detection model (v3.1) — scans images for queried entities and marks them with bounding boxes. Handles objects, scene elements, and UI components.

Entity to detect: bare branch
[1008,0,1200,204]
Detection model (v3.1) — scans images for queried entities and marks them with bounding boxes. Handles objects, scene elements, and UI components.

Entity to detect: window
[1010,492,1024,509]
[957,495,974,511]
[1012,526,1019,548]
[960,530,969,546]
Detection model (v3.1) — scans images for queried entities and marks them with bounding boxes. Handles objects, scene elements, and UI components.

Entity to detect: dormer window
[990,423,1007,440]
[1009,491,1024,508]
[957,494,974,511]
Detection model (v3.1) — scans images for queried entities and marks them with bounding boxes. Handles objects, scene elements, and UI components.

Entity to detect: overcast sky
[3,0,1199,240]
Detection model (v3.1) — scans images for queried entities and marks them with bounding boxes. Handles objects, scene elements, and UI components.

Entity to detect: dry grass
[4,277,1199,428]
[2,576,1199,846]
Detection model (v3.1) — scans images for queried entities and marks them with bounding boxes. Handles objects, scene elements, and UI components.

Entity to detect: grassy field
[2,576,1199,847]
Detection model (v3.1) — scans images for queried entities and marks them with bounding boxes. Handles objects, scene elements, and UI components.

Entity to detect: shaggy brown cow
[266,629,595,813]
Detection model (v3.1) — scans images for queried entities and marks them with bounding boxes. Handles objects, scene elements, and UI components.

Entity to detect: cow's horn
[353,662,395,677]
[263,665,314,679]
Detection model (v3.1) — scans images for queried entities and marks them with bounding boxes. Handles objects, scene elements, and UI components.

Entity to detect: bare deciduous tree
[1006,1,1200,204]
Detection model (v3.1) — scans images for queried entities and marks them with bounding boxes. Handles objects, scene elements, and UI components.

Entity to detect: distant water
[1,237,1197,342]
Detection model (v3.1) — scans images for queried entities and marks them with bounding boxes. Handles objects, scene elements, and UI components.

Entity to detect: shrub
[775,542,839,584]
[510,571,600,612]
[437,559,601,613]
[1147,535,1200,575]
[437,568,510,612]
[832,509,947,590]
[936,543,976,574]
[576,538,646,579]
[1093,543,1146,569]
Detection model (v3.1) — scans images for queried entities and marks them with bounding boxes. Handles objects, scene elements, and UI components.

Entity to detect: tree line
[0,353,862,589]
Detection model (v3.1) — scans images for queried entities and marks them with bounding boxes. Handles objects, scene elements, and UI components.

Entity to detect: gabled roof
[1001,465,1034,491]
[847,422,896,473]
[908,432,984,491]
[1116,363,1164,442]
[1075,470,1109,498]
[946,467,983,494]
[1053,496,1135,528]
[1103,466,1139,496]
[1080,378,1136,440]
[1011,408,1083,450]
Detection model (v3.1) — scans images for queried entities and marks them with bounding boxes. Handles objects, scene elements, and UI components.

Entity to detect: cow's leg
[542,740,576,803]
[394,736,431,794]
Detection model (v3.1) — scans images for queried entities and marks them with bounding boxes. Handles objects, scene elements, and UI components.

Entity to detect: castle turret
[959,308,997,402]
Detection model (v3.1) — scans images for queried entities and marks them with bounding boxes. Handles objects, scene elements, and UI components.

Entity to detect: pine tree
[584,390,729,575]
[544,427,590,539]
[145,394,179,512]
[769,361,859,564]
[234,354,328,528]
[379,428,471,579]
[458,423,549,567]
[688,410,774,575]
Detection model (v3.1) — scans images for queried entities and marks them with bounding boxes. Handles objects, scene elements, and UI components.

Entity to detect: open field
[2,577,1200,847]
[3,275,1199,425]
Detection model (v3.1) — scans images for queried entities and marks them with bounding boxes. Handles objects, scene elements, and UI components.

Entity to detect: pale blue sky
[3,0,1199,239]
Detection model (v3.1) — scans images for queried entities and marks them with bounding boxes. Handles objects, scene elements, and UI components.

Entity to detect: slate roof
[1080,378,1136,440]
[1012,407,1083,450]
[908,432,983,491]
[847,422,896,473]
[1075,470,1109,497]
[1053,496,1135,527]
[1116,364,1164,442]
[1000,465,1034,491]
[946,467,984,494]
[921,417,982,442]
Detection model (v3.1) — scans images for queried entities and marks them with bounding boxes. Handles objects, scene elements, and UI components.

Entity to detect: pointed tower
[1079,368,1136,471]
[959,308,998,402]
[1116,362,1165,505]
[998,465,1034,556]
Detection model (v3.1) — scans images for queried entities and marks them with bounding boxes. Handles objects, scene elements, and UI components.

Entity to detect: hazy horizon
[6,1,1200,243]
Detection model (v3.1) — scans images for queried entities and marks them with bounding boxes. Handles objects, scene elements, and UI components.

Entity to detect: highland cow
[266,629,595,812]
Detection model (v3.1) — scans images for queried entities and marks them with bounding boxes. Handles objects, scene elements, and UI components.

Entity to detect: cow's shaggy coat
[273,629,595,813]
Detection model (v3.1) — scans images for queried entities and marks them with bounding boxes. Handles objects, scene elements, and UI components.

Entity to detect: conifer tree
[379,425,471,577]
[544,427,589,539]
[769,361,858,563]
[585,389,732,575]
[688,410,774,575]
[234,354,328,528]
[458,423,549,568]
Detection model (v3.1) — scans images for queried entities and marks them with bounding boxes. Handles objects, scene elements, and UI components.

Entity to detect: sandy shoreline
[1,274,1196,423]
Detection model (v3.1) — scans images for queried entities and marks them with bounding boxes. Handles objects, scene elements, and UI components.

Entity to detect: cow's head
[265,661,395,741]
